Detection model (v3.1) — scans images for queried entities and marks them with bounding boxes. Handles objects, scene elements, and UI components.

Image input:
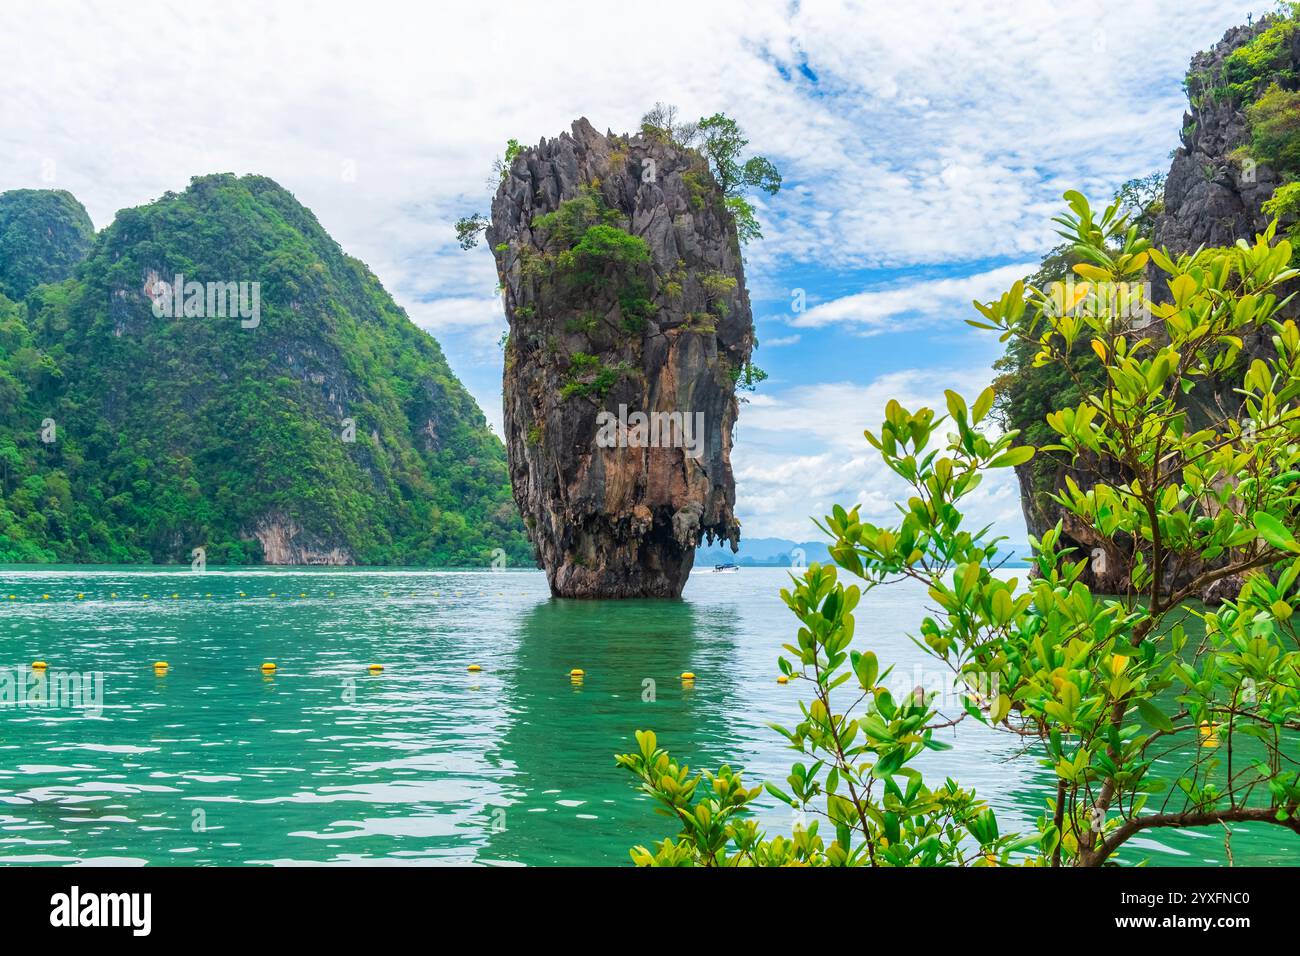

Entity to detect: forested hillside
[0,176,530,566]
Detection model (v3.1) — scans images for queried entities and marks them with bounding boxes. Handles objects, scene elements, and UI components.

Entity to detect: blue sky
[0,0,1274,542]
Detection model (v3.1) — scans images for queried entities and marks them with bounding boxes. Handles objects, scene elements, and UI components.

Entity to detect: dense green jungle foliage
[0,176,530,566]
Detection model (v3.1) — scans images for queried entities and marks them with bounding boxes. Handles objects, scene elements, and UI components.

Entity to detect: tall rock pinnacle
[487,118,754,597]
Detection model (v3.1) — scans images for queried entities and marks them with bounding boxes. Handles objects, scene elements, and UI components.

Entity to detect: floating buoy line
[5,586,711,690]
[16,657,717,694]
[2,589,480,603]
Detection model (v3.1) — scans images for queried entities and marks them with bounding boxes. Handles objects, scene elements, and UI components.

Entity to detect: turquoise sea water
[0,565,1294,866]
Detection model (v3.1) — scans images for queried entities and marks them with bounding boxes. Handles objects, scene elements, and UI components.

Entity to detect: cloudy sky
[0,0,1268,543]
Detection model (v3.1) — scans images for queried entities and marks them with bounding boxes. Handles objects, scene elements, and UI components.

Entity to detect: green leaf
[988,446,1034,468]
[1136,699,1174,733]
[763,782,796,806]
[1253,512,1300,553]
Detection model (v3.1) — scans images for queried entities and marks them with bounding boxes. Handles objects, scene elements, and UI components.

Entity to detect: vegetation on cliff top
[458,111,775,398]
[1188,4,1300,105]
[1189,5,1300,235]
[0,178,530,565]
[455,107,782,250]
[640,103,782,245]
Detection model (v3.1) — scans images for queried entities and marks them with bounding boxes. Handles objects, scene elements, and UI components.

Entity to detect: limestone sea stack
[486,118,754,597]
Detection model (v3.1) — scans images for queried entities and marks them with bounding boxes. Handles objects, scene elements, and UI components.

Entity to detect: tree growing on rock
[483,118,776,597]
[640,105,782,244]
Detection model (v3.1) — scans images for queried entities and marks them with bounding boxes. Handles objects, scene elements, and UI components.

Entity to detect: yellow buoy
[260,662,277,673]
[681,672,696,681]
[153,661,169,672]
[299,593,306,598]
[467,664,482,672]
[77,593,84,600]
[328,592,335,598]
[41,594,50,600]
[171,593,179,599]
[142,593,149,599]
[777,675,789,684]
[110,593,117,599]
[32,661,47,671]
[368,664,383,673]
[7,595,14,600]
[569,668,585,678]
[239,591,246,597]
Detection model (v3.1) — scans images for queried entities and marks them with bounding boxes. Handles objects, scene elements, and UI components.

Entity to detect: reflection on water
[482,599,735,864]
[0,565,1293,865]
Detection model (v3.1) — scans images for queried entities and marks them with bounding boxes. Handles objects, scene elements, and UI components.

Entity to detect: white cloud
[0,0,1256,282]
[791,263,1038,333]
[406,296,504,333]
[733,369,1026,542]
[761,334,802,347]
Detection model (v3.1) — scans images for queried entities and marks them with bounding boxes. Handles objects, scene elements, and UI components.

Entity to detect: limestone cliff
[1011,14,1300,601]
[486,118,753,597]
[1154,20,1294,254]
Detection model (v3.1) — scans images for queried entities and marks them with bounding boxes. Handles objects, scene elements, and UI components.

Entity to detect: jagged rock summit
[487,118,755,597]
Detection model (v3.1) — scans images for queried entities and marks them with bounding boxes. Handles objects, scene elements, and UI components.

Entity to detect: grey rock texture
[486,118,753,597]
[1153,21,1291,256]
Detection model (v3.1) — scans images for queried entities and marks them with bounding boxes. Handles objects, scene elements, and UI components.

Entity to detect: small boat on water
[712,563,738,573]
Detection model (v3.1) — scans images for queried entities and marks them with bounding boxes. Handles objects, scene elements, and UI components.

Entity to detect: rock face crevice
[487,118,753,597]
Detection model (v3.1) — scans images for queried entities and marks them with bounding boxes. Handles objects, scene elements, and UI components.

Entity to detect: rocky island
[485,117,763,597]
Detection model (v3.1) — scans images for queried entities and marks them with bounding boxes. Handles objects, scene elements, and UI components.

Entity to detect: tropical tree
[640,108,782,244]
[618,191,1300,866]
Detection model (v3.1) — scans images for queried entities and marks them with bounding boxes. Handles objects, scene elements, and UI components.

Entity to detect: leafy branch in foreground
[618,191,1300,866]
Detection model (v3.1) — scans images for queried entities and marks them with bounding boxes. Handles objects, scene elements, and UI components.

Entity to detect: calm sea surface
[0,565,1293,866]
